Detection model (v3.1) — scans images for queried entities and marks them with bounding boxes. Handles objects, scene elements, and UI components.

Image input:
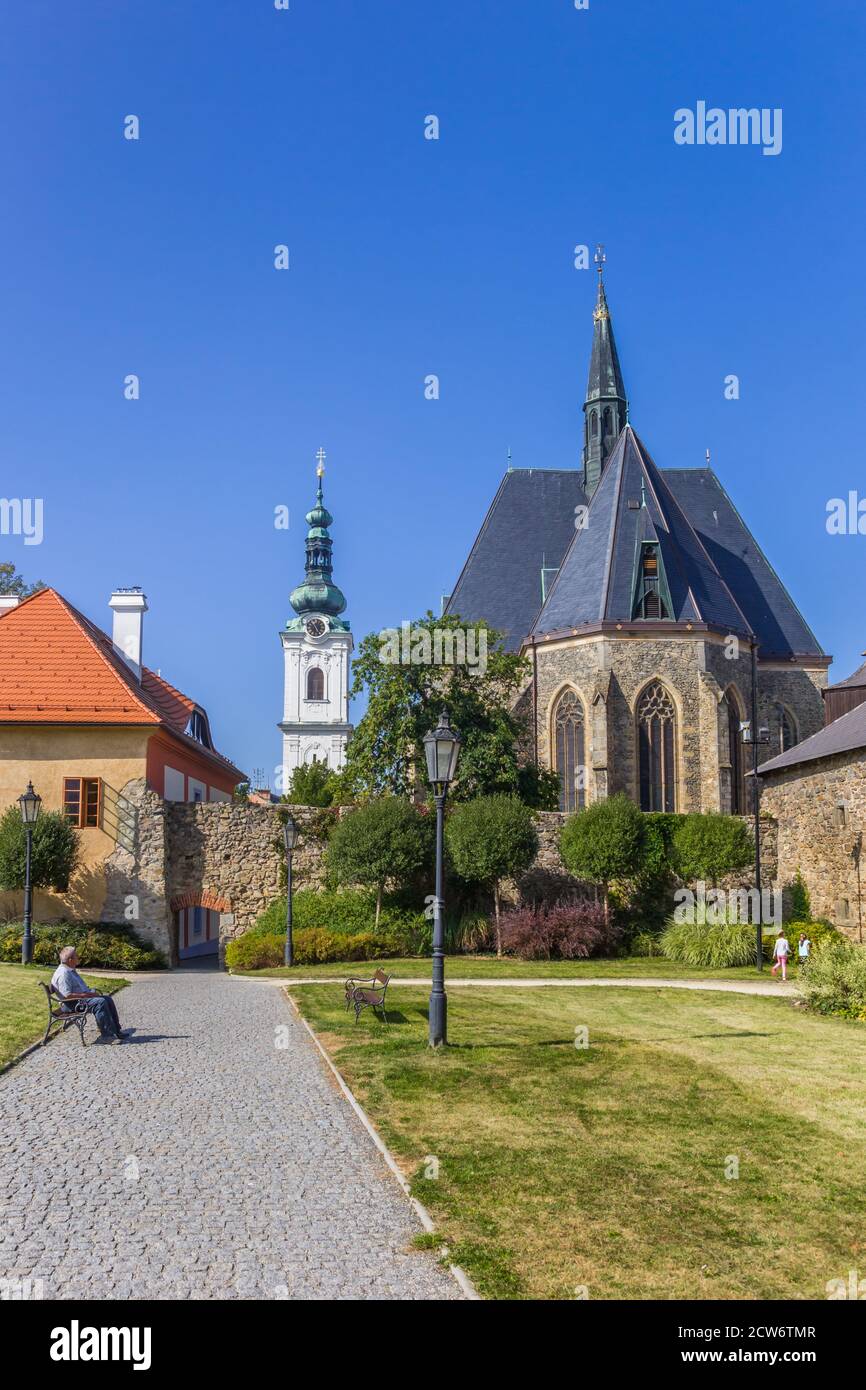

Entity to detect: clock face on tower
[305,617,327,638]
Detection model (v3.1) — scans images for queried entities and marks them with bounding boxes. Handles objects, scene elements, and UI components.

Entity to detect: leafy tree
[445,795,538,955]
[325,797,432,925]
[0,805,79,896]
[342,612,535,802]
[671,812,753,887]
[285,757,338,808]
[516,762,562,811]
[559,794,645,920]
[0,562,44,596]
[232,782,250,803]
[787,867,812,922]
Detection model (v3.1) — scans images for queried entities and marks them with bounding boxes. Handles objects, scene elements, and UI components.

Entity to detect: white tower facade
[279,617,353,780]
[278,453,353,789]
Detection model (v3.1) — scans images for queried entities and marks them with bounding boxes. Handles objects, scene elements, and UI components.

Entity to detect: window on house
[638,683,676,812]
[835,803,848,830]
[634,548,668,620]
[554,690,586,813]
[63,777,102,828]
[184,710,212,748]
[307,667,325,701]
[837,898,850,920]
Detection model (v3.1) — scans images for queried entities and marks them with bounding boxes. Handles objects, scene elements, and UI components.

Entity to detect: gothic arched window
[724,690,746,814]
[591,411,599,438]
[638,682,676,812]
[554,690,586,813]
[779,705,798,753]
[603,406,612,436]
[306,667,325,701]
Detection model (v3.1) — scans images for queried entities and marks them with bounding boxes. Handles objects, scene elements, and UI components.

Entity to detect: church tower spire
[279,449,353,787]
[289,449,348,623]
[582,246,628,498]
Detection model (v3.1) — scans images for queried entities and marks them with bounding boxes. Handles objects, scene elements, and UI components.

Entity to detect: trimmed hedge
[248,888,429,954]
[226,928,401,970]
[0,921,166,970]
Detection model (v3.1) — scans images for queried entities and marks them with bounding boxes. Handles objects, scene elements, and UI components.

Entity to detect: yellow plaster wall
[0,724,150,922]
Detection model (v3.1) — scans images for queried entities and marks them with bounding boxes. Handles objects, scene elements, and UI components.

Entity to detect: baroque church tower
[279,452,353,788]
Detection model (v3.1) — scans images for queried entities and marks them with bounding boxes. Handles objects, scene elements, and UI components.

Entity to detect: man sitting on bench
[51,946,128,1044]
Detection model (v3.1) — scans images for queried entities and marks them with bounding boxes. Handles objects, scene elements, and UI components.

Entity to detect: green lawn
[291,983,866,1300]
[239,954,796,982]
[0,963,127,1069]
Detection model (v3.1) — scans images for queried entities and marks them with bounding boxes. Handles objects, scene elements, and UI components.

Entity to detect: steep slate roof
[446,441,825,661]
[758,698,866,776]
[663,468,825,660]
[445,468,588,650]
[0,588,244,779]
[531,427,750,636]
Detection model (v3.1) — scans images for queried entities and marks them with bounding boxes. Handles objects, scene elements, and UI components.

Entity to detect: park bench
[38,980,102,1047]
[344,969,391,1025]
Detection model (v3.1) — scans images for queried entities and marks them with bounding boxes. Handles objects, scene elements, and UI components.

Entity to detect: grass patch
[238,955,796,982]
[291,983,866,1300]
[0,963,127,1068]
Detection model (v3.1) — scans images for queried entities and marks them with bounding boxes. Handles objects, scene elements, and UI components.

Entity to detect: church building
[279,453,353,786]
[446,257,830,815]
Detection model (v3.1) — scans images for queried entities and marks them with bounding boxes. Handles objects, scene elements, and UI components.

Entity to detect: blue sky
[1,0,864,783]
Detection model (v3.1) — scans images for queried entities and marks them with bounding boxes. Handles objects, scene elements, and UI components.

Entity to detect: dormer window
[634,546,668,619]
[184,710,212,748]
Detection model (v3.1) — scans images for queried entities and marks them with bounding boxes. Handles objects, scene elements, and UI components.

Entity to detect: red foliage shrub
[498,898,619,961]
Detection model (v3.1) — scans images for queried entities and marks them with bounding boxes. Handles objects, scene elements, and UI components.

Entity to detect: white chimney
[0,595,21,613]
[109,588,148,681]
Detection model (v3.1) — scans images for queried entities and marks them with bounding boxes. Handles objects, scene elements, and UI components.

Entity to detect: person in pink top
[771,931,790,981]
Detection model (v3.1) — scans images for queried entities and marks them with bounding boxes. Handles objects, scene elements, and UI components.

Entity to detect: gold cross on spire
[593,244,609,322]
[316,447,326,477]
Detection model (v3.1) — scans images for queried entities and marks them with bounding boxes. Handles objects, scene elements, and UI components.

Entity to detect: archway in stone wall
[169,891,233,967]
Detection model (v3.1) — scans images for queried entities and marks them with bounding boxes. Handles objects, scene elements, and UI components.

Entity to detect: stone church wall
[530,630,826,815]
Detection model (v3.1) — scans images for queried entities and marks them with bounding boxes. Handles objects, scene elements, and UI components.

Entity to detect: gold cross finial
[593,245,609,322]
[316,446,326,477]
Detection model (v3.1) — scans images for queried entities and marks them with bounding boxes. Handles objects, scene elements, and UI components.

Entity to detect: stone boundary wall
[760,751,865,937]
[96,785,783,963]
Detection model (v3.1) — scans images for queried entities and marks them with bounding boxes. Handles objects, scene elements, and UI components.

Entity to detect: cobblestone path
[0,971,462,1301]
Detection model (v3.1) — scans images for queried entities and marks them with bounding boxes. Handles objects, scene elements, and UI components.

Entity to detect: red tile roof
[0,588,244,780]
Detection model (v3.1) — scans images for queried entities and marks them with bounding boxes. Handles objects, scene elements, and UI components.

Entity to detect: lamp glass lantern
[423,711,461,793]
[283,813,299,853]
[18,781,42,825]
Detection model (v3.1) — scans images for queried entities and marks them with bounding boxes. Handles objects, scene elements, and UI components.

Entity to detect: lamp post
[423,711,461,1047]
[743,644,771,970]
[18,781,42,965]
[283,812,299,967]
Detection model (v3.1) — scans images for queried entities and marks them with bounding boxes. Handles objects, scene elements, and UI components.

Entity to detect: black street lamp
[283,812,299,967]
[18,781,42,965]
[423,710,461,1047]
[743,644,771,971]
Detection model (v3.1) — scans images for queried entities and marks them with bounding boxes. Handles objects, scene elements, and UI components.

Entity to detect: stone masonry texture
[761,749,866,937]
